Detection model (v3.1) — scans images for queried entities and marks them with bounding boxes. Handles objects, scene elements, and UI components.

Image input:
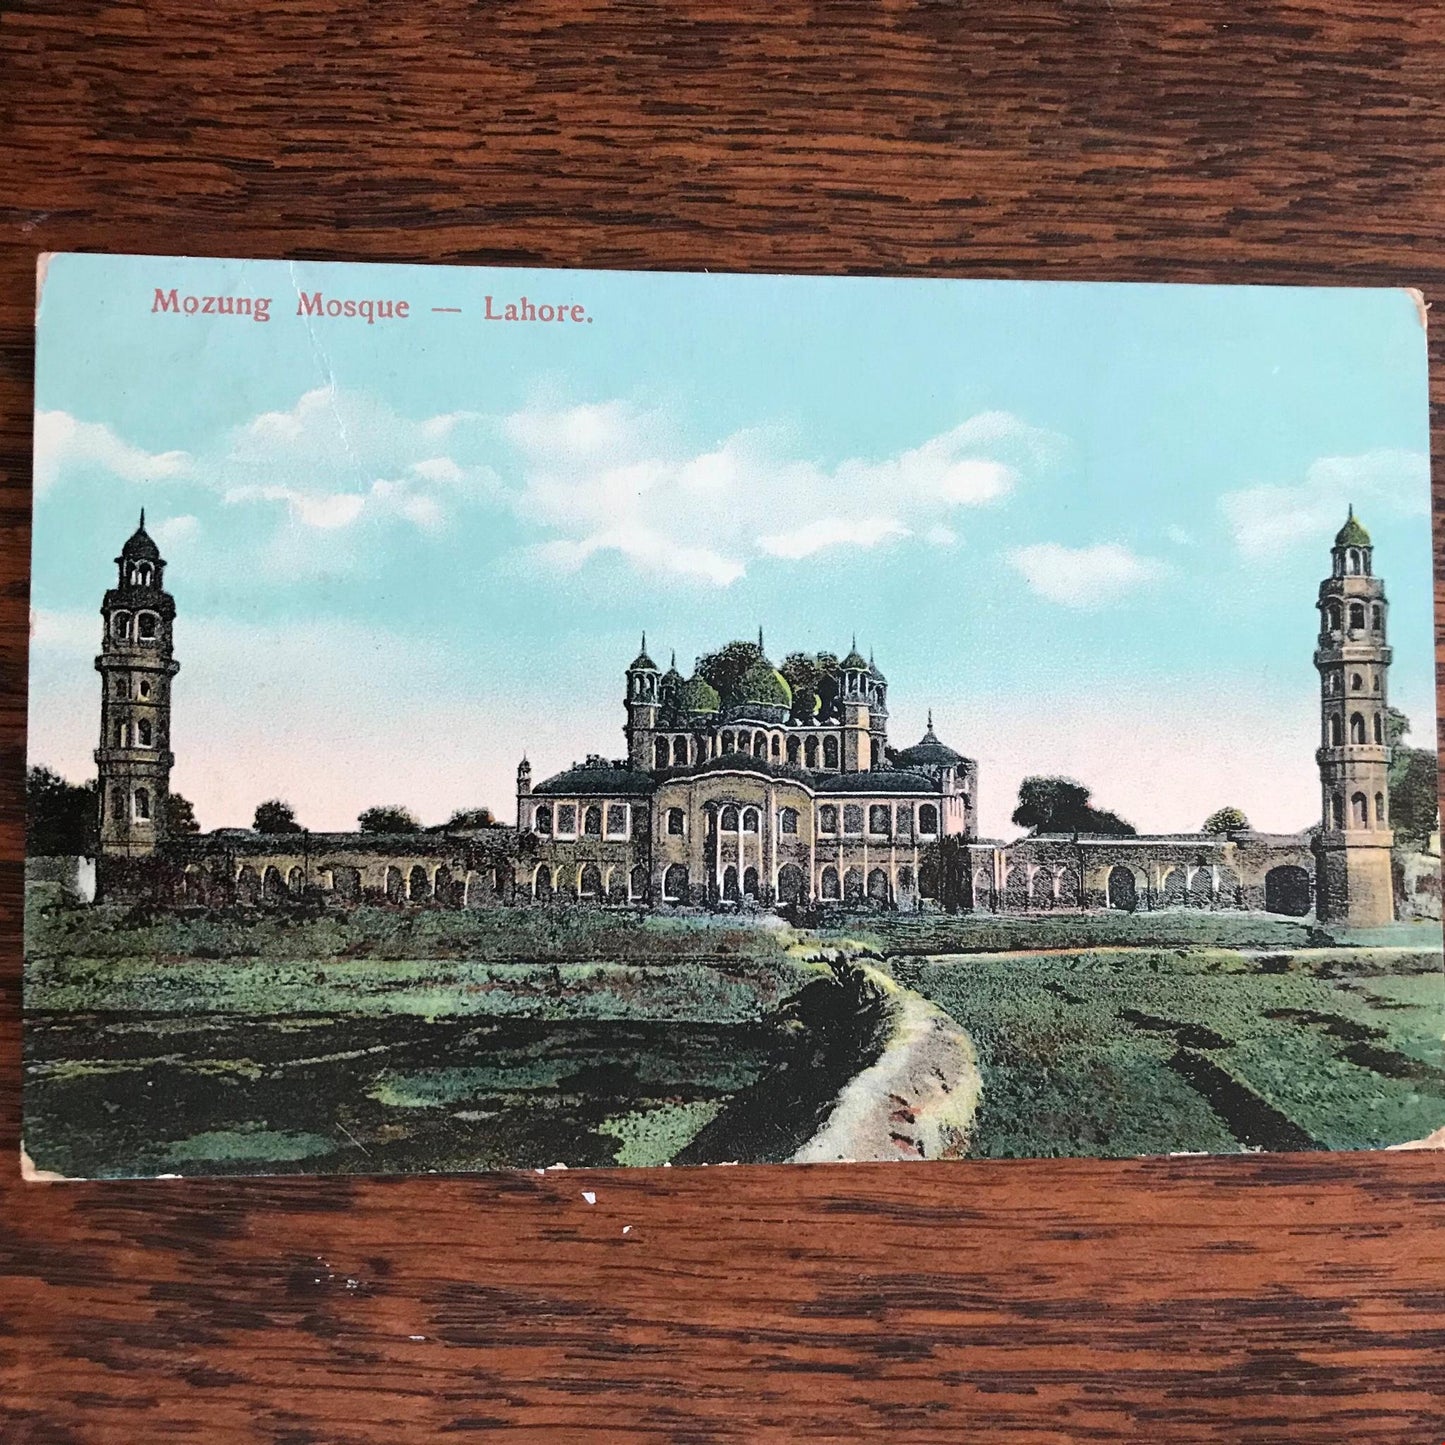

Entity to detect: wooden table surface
[2,3,1443,1440]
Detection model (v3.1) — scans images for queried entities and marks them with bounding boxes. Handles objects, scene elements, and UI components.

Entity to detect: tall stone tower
[838,639,873,773]
[624,635,660,770]
[1313,508,1395,925]
[94,513,180,858]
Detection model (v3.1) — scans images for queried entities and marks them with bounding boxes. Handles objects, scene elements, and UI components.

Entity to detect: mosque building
[88,512,1400,925]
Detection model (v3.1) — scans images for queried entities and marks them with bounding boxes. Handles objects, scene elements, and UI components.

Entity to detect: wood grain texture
[2,2,1444,1439]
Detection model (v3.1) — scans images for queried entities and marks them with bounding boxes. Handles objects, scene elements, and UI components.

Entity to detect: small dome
[628,631,658,671]
[894,713,965,769]
[737,657,793,708]
[840,639,868,670]
[1335,507,1371,548]
[120,512,161,561]
[678,673,720,714]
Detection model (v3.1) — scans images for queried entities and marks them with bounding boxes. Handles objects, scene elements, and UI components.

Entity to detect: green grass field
[23,892,1445,1167]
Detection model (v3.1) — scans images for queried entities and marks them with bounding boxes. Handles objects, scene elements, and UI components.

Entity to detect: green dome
[1335,508,1371,548]
[678,673,721,714]
[736,658,792,708]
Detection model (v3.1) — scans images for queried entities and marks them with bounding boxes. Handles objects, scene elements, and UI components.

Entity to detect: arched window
[131,562,153,586]
[722,866,739,902]
[113,677,127,698]
[843,867,864,902]
[1325,602,1341,633]
[662,864,688,902]
[137,718,153,747]
[720,805,739,831]
[583,805,602,836]
[1348,602,1365,630]
[820,865,840,900]
[534,805,552,835]
[606,803,628,837]
[804,737,819,768]
[1352,791,1368,826]
[1375,792,1387,825]
[741,808,759,833]
[818,804,838,834]
[1329,714,1344,746]
[1346,548,1360,574]
[771,735,781,759]
[919,803,939,835]
[721,731,735,753]
[579,863,603,898]
[667,806,685,836]
[1350,712,1366,744]
[110,787,124,821]
[1331,793,1344,829]
[654,738,669,769]
[823,736,839,769]
[868,804,890,835]
[742,866,759,898]
[133,787,151,821]
[1371,603,1384,632]
[137,612,158,641]
[1351,672,1364,692]
[672,736,688,766]
[843,804,864,834]
[1373,713,1383,744]
[786,736,800,764]
[138,679,151,699]
[778,807,799,834]
[111,611,131,640]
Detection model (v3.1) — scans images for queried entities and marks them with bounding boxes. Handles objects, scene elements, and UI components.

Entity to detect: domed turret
[1334,506,1371,549]
[894,711,966,771]
[736,657,792,710]
[120,512,161,562]
[678,671,721,715]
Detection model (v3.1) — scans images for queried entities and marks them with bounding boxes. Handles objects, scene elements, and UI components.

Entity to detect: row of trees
[24,769,497,853]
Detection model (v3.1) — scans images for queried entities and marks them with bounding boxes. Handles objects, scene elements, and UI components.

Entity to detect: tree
[253,799,302,833]
[1385,706,1412,749]
[696,640,764,704]
[167,793,200,835]
[26,767,97,855]
[445,807,496,830]
[1384,709,1440,847]
[358,805,420,834]
[1011,775,1136,836]
[779,652,823,721]
[1202,806,1249,835]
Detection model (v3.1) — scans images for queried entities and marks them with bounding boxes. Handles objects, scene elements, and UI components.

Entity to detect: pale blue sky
[28,254,1435,836]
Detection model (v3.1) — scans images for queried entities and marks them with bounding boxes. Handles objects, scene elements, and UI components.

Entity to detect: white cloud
[1008,542,1167,609]
[505,402,1060,587]
[152,514,201,549]
[1222,449,1430,559]
[33,410,190,496]
[758,516,909,560]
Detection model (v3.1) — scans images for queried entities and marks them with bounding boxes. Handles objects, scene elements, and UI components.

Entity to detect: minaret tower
[95,512,180,858]
[838,636,873,773]
[624,633,661,770]
[1313,508,1395,925]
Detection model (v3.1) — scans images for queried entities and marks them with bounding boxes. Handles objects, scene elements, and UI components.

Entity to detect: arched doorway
[867,868,889,905]
[742,866,759,899]
[630,865,649,902]
[843,867,864,902]
[434,865,454,905]
[820,865,841,900]
[263,865,285,902]
[1187,868,1214,909]
[663,864,688,903]
[1030,871,1054,909]
[1264,865,1312,916]
[579,863,603,900]
[776,863,806,905]
[972,867,995,912]
[1161,868,1186,907]
[286,866,304,895]
[533,864,553,902]
[722,865,740,902]
[385,865,405,904]
[1107,866,1137,912]
[408,865,431,902]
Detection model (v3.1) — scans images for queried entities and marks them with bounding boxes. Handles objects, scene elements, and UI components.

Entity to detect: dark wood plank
[1,2,1443,1439]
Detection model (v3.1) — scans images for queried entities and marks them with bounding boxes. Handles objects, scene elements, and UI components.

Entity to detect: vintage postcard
[23,254,1443,1179]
